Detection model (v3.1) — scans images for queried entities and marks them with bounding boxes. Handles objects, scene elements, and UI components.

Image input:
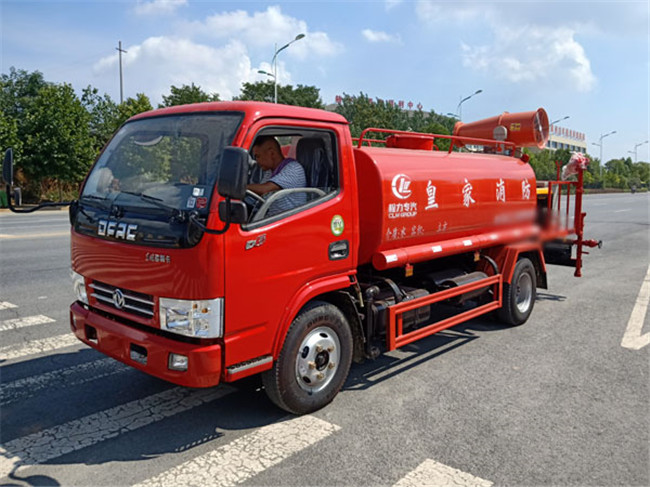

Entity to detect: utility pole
[116,41,127,104]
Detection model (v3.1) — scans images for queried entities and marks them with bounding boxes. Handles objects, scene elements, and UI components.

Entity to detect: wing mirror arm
[2,148,73,213]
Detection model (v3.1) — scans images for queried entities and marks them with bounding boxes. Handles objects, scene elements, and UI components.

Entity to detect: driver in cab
[247,136,306,216]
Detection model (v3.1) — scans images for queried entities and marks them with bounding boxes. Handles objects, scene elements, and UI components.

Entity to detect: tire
[262,301,353,415]
[498,257,536,326]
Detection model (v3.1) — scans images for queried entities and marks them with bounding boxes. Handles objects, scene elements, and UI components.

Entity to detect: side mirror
[2,148,14,186]
[218,200,248,224]
[217,147,248,200]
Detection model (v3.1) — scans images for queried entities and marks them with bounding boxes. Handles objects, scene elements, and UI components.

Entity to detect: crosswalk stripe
[0,357,127,406]
[393,459,493,487]
[0,302,18,310]
[0,315,55,332]
[0,386,233,478]
[0,334,83,362]
[133,415,341,487]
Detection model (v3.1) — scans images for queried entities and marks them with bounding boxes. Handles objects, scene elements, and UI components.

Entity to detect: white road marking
[0,231,70,239]
[621,263,650,350]
[133,415,340,487]
[393,459,493,487]
[614,208,631,213]
[0,302,17,310]
[0,357,127,406]
[0,334,82,362]
[0,386,233,478]
[0,315,55,332]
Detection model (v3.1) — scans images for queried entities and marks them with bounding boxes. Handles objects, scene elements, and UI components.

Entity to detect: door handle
[329,240,349,260]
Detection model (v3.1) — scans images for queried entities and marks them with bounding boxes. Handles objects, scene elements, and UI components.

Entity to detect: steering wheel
[251,188,326,223]
[244,189,266,221]
[245,189,265,205]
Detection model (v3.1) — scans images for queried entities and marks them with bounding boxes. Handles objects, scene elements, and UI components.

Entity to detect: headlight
[71,270,88,305]
[159,297,223,338]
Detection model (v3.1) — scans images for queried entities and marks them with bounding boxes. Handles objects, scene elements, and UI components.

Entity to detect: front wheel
[262,301,353,415]
[498,257,536,326]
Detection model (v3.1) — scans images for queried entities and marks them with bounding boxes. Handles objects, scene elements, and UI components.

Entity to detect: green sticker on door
[331,215,344,236]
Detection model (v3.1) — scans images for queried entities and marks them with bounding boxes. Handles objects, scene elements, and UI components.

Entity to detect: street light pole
[269,33,305,104]
[550,115,570,126]
[592,130,616,179]
[631,140,649,162]
[456,89,482,121]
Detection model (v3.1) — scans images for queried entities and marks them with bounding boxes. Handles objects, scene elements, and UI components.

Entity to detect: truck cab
[69,102,358,394]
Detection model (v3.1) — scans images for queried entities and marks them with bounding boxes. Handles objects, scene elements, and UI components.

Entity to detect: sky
[1,0,649,163]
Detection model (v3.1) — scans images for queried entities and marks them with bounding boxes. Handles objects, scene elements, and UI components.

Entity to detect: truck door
[222,121,356,370]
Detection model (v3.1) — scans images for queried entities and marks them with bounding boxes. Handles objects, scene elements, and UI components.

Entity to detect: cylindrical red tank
[453,108,549,149]
[354,147,537,267]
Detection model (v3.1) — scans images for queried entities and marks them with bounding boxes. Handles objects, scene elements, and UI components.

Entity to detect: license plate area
[129,343,148,365]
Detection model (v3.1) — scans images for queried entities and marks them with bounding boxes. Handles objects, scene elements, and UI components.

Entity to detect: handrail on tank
[356,127,516,154]
[352,136,386,147]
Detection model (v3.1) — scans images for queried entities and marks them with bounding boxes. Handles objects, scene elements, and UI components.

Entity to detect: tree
[0,68,48,155]
[117,93,154,126]
[526,149,559,181]
[236,81,323,108]
[334,92,454,142]
[605,158,631,177]
[159,83,219,108]
[1,68,98,199]
[21,83,96,195]
[82,86,120,155]
[0,67,47,119]
[0,112,21,155]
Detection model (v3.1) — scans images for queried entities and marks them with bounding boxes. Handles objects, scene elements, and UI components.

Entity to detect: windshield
[81,113,242,212]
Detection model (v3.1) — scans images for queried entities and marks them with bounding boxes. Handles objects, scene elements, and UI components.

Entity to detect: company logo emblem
[97,219,138,241]
[112,288,126,309]
[245,234,267,250]
[391,174,412,200]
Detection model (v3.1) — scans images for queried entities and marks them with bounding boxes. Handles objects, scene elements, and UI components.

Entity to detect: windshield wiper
[81,194,107,201]
[119,191,187,220]
[79,193,111,210]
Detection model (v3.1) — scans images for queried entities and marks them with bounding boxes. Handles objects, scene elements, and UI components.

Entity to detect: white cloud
[90,5,342,103]
[415,0,482,24]
[134,0,187,16]
[181,6,342,59]
[93,37,257,102]
[461,26,596,92]
[414,1,596,92]
[362,29,401,44]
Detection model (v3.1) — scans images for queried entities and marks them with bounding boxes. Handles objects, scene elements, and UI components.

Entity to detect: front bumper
[70,302,222,388]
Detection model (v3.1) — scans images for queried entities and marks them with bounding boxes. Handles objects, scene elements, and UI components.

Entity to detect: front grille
[90,281,154,318]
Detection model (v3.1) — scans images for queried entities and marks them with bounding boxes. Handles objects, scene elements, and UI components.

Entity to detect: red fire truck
[2,102,598,414]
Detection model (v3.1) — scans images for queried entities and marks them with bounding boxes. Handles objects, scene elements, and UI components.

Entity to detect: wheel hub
[295,326,341,393]
[515,272,533,313]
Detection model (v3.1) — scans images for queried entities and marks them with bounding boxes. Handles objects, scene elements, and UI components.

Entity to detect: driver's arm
[247,181,281,196]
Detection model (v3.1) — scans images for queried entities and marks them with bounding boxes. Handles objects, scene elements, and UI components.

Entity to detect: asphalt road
[0,193,648,487]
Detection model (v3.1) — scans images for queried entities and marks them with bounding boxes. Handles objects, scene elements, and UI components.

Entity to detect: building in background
[547,125,587,153]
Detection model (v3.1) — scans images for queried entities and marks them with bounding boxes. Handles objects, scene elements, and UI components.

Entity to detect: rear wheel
[498,257,536,326]
[262,301,353,415]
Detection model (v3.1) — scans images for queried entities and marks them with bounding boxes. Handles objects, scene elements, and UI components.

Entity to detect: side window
[244,127,339,225]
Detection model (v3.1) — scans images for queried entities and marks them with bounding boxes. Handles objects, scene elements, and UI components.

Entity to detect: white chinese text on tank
[462,179,476,207]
